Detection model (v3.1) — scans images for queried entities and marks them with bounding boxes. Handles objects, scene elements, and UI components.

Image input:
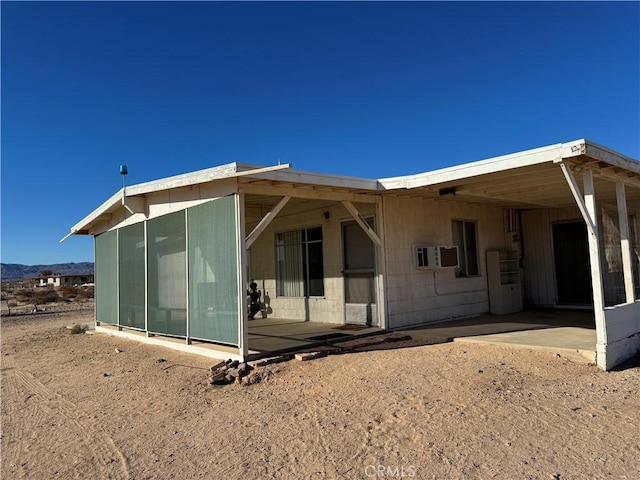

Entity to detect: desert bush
[77,286,94,299]
[56,285,94,301]
[59,285,78,300]
[16,287,59,309]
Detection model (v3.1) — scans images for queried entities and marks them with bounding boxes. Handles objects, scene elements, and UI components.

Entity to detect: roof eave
[379,141,583,191]
[65,161,381,239]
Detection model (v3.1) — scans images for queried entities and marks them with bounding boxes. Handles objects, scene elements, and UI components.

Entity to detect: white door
[342,219,377,325]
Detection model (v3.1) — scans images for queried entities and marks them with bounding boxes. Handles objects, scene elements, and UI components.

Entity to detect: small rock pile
[208,359,271,386]
[208,332,413,387]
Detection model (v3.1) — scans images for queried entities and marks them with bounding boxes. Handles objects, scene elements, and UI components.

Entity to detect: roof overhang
[64,162,381,239]
[378,139,640,209]
[65,139,640,240]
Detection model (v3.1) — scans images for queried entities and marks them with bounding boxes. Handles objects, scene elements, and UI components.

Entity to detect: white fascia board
[127,160,379,194]
[244,168,380,191]
[379,142,568,190]
[125,162,241,196]
[582,140,640,174]
[67,189,124,236]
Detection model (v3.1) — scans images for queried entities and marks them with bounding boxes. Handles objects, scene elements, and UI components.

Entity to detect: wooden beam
[616,182,635,303]
[559,162,596,237]
[454,168,563,194]
[245,196,291,249]
[593,168,640,190]
[234,164,291,177]
[450,188,571,208]
[342,201,383,247]
[245,168,379,191]
[585,142,640,176]
[239,183,379,204]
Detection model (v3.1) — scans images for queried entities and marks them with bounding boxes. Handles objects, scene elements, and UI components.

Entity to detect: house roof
[65,139,640,239]
[64,162,380,238]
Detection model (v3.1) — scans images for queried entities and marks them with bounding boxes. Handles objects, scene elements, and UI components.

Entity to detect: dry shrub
[59,285,78,299]
[77,286,94,299]
[68,324,88,334]
[16,287,59,306]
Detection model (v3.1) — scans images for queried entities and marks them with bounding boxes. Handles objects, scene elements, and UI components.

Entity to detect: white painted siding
[602,302,640,369]
[249,200,376,324]
[382,196,506,329]
[95,178,238,234]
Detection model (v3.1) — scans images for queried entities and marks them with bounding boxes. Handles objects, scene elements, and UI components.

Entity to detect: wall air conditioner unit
[416,246,459,269]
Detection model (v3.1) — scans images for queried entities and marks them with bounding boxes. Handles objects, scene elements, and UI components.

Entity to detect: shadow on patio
[247,317,383,357]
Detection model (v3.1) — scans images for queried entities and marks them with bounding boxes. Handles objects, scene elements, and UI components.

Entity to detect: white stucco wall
[382,196,507,329]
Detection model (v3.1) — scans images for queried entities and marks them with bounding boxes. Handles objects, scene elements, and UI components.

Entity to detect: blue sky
[2,1,639,265]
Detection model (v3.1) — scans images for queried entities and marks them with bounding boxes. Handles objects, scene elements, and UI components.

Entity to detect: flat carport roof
[378,139,640,209]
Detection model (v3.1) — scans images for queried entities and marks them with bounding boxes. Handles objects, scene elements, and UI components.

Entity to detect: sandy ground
[1,306,639,480]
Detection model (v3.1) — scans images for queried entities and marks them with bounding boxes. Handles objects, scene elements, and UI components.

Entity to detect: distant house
[35,274,94,287]
[65,139,640,370]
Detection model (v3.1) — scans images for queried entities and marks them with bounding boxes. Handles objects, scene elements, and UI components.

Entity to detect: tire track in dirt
[2,356,51,478]
[1,353,130,479]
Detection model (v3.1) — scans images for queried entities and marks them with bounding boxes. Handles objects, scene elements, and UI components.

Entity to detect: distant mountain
[1,262,94,280]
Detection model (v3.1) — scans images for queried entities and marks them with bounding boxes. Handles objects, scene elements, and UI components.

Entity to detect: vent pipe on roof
[120,164,128,205]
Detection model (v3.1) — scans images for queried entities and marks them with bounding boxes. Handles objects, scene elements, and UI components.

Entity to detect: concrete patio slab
[399,309,597,364]
[454,327,596,363]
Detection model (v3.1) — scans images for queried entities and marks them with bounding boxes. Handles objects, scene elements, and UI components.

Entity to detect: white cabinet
[487,250,523,315]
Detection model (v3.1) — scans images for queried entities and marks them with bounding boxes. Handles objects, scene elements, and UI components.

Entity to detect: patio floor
[247,317,382,355]
[399,308,597,364]
[247,309,596,364]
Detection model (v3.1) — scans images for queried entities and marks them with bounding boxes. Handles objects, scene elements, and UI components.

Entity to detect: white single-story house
[35,274,94,287]
[64,139,640,370]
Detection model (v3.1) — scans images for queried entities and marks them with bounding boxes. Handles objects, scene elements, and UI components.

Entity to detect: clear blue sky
[2,1,639,265]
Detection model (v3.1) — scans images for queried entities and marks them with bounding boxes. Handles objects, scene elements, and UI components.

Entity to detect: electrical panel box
[416,246,459,269]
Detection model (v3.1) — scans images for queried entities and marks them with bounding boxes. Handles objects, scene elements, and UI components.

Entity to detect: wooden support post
[237,193,249,362]
[583,168,608,367]
[616,182,635,303]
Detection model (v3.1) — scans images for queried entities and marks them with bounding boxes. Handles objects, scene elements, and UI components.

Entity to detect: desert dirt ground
[1,304,639,480]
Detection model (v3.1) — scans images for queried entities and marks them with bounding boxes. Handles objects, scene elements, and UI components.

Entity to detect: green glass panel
[118,223,145,329]
[188,196,239,345]
[147,211,187,336]
[95,230,118,325]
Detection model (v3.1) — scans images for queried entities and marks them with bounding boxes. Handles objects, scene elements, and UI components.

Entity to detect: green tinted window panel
[118,222,146,329]
[188,196,239,345]
[95,230,118,325]
[147,211,187,336]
